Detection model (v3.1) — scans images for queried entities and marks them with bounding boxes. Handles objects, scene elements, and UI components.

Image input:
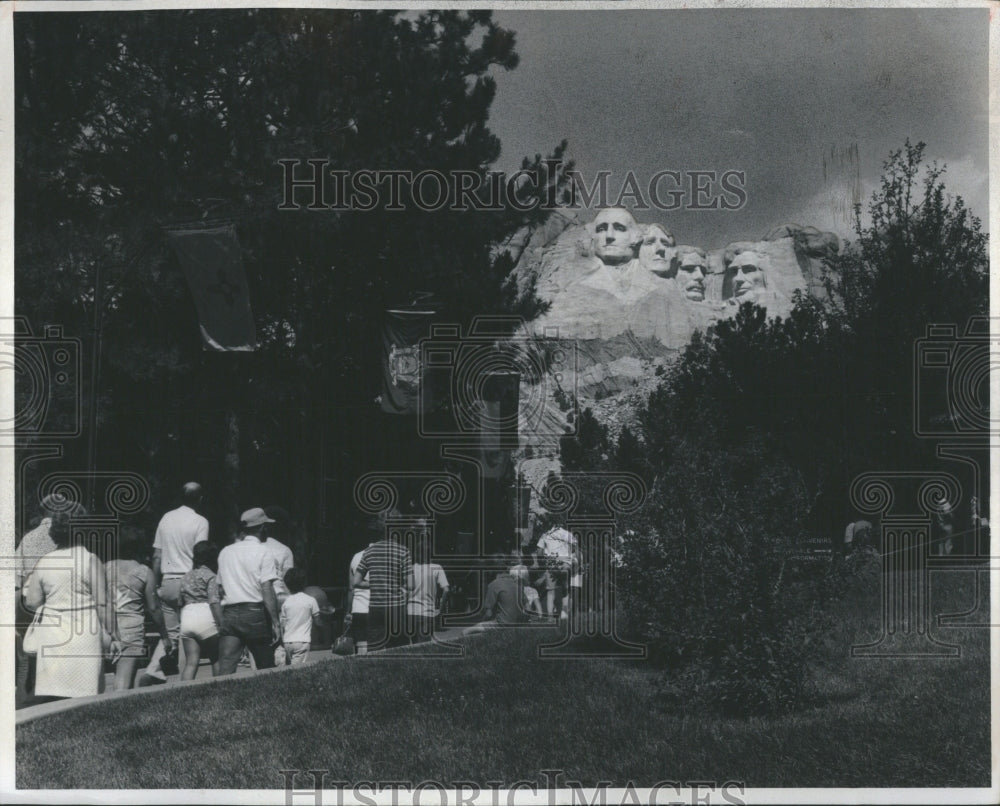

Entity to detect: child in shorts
[280,568,320,665]
[177,541,222,680]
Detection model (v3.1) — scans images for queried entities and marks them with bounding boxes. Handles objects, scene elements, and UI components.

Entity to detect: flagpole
[86,260,105,513]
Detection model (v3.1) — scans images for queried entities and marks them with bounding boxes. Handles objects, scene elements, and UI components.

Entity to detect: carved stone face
[674,248,708,301]
[592,208,641,266]
[726,251,767,301]
[639,224,674,275]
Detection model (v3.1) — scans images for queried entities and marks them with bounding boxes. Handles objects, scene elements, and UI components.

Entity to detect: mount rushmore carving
[518,207,839,351]
[507,208,841,486]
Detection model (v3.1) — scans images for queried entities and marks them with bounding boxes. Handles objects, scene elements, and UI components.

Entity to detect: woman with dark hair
[105,526,168,690]
[177,540,223,680]
[22,512,116,699]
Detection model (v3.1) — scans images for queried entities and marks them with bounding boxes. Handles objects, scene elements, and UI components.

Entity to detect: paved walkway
[15,625,471,725]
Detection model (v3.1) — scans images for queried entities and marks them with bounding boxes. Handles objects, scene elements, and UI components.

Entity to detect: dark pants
[218,602,275,675]
[349,612,369,644]
[407,613,435,644]
[367,604,408,651]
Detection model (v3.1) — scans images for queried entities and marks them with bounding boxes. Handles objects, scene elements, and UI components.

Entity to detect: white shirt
[281,591,319,644]
[153,505,209,575]
[263,537,294,596]
[350,549,370,614]
[537,527,577,560]
[538,528,582,586]
[217,536,279,605]
[407,562,449,617]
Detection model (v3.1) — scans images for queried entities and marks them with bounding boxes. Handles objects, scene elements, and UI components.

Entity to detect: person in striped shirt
[351,523,415,651]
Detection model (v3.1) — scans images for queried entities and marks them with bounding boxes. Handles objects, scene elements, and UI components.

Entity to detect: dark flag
[381,308,436,415]
[478,371,520,479]
[166,225,256,351]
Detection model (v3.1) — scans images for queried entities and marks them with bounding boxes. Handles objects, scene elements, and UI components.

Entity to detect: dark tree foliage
[609,142,988,715]
[15,10,572,557]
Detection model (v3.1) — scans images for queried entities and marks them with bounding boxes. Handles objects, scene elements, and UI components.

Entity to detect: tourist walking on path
[216,508,281,674]
[407,530,449,644]
[146,482,209,682]
[178,541,224,680]
[352,519,414,651]
[279,568,321,665]
[14,494,86,704]
[22,512,117,699]
[105,528,169,690]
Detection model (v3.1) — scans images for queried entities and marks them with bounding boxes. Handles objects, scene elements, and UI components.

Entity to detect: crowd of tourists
[13,482,584,706]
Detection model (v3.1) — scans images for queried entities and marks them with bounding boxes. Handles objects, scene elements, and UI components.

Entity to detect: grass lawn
[16,567,990,789]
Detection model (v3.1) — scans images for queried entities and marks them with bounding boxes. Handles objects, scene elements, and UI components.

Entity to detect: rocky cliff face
[509,209,840,495]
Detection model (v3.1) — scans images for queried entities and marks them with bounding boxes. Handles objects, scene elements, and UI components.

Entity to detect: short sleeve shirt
[264,537,294,596]
[537,528,577,560]
[350,550,371,614]
[281,591,320,644]
[179,566,221,607]
[217,537,279,605]
[153,505,209,574]
[407,562,449,617]
[106,560,150,619]
[356,540,413,608]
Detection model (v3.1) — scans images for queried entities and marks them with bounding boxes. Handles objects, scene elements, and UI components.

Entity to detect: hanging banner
[478,370,520,479]
[381,308,436,415]
[166,225,257,351]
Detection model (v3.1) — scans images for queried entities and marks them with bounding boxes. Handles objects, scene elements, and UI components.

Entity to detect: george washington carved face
[592,208,642,266]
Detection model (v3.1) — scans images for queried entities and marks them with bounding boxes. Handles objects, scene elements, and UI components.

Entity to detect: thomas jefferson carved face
[725,251,767,301]
[592,208,641,266]
[674,247,708,301]
[638,224,675,275]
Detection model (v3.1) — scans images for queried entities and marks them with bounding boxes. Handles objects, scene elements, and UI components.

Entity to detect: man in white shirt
[143,482,209,683]
[216,507,281,675]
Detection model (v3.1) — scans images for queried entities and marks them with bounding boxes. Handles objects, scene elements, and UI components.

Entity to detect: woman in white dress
[22,513,116,699]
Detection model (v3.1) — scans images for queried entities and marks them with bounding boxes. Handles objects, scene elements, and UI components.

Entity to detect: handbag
[332,621,355,656]
[21,608,44,655]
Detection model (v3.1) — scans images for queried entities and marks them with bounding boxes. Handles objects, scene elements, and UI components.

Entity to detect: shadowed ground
[15,569,990,789]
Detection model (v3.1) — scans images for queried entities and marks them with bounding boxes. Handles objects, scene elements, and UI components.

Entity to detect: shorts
[181,602,219,642]
[116,612,148,658]
[284,642,310,665]
[523,586,540,604]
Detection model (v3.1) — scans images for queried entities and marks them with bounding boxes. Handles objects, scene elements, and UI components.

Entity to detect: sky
[487,8,989,249]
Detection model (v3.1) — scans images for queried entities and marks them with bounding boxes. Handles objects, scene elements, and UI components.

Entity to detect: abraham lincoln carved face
[724,250,767,302]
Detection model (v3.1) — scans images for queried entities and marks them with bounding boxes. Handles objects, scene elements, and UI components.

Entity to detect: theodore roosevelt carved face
[673,246,708,301]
